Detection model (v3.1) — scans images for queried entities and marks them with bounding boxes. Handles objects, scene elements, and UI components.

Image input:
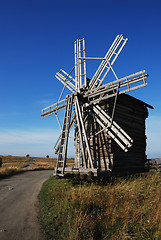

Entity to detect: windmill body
[42,34,152,176]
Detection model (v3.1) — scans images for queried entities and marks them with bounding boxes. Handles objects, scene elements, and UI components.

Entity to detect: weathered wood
[76,93,150,174]
[42,36,152,176]
[0,158,2,168]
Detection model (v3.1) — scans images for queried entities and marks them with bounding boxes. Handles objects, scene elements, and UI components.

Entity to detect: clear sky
[0,0,161,158]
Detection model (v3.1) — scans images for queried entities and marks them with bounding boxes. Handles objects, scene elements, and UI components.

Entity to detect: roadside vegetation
[39,173,161,240]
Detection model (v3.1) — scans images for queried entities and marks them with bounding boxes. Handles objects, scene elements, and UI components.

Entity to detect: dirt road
[0,170,53,240]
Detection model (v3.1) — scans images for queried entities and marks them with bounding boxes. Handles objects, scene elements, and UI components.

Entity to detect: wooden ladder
[55,94,73,175]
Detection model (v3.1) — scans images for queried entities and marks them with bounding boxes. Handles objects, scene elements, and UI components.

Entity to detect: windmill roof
[118,93,154,110]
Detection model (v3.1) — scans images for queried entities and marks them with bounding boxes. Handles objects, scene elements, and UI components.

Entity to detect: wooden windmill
[41,34,149,176]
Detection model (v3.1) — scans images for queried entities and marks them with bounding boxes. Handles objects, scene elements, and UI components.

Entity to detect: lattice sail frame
[41,34,148,176]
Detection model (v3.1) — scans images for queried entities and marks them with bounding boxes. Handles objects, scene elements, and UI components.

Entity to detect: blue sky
[0,0,161,158]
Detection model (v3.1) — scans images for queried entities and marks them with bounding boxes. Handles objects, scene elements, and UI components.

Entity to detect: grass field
[0,155,56,178]
[39,173,161,240]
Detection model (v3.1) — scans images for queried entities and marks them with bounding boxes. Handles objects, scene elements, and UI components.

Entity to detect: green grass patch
[39,173,161,240]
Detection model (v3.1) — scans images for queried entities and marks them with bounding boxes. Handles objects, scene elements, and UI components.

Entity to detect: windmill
[41,34,148,176]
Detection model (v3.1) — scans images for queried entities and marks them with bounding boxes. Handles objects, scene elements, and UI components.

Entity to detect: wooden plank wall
[107,94,148,174]
[84,94,149,173]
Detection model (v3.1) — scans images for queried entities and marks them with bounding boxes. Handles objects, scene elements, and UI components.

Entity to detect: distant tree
[26,154,30,157]
[0,158,2,167]
[46,155,49,158]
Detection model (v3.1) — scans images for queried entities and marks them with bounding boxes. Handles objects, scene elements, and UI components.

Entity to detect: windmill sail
[89,34,128,89]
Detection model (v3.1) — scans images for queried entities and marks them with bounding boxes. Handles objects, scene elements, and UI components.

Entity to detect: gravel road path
[0,170,53,240]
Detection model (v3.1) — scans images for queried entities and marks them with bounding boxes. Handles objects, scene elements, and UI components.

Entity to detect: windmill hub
[42,34,150,177]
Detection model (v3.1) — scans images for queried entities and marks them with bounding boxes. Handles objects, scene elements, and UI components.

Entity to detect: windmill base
[53,167,114,177]
[53,166,149,178]
[54,167,98,177]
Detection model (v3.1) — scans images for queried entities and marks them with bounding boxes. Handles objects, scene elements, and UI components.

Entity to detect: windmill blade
[55,69,77,93]
[91,104,133,152]
[89,34,128,89]
[41,98,66,118]
[74,96,94,168]
[74,38,87,89]
[86,70,148,104]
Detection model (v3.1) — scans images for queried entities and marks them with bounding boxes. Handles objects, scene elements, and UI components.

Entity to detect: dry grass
[0,166,25,178]
[39,173,161,240]
[0,155,59,178]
